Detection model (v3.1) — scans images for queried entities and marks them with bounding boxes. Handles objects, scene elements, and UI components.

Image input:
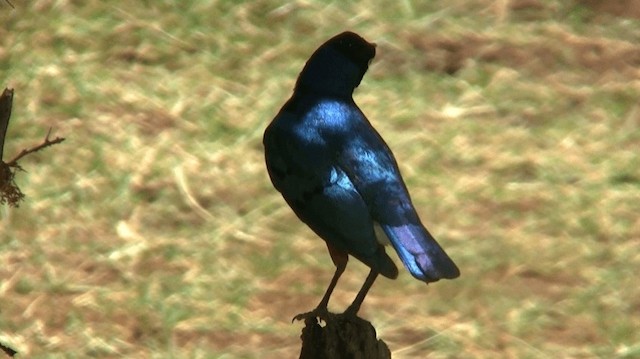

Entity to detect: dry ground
[1,0,639,358]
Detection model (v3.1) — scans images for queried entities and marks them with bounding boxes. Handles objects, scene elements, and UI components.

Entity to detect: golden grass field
[1,0,639,357]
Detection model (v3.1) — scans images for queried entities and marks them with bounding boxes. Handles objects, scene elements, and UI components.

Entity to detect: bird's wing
[264,114,398,278]
[337,119,460,282]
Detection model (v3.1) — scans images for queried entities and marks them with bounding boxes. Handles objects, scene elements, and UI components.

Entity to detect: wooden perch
[299,313,391,359]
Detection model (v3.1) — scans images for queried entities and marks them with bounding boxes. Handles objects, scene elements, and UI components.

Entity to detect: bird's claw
[292,307,330,323]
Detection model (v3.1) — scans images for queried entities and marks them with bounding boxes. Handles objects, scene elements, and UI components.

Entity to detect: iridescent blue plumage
[264,31,459,317]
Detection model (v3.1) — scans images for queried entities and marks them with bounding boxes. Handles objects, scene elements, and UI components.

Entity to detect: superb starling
[264,31,460,319]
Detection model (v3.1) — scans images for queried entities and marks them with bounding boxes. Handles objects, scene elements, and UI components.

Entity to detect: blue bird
[264,31,460,319]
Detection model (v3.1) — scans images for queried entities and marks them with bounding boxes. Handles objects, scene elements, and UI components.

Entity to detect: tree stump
[299,312,391,359]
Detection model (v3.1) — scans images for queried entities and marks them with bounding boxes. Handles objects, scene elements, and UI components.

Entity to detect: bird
[263,31,460,320]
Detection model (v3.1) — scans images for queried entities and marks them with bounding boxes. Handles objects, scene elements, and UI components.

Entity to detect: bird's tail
[377,223,460,282]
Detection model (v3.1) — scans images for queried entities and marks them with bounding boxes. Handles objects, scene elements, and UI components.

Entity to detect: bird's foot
[292,307,330,323]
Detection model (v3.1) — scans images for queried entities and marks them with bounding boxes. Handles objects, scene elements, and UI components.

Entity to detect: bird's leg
[293,244,348,322]
[344,268,379,317]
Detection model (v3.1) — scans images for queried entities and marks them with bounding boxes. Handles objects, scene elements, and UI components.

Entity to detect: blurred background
[1,0,639,357]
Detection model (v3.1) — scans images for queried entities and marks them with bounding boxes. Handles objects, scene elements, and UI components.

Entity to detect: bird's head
[294,31,376,97]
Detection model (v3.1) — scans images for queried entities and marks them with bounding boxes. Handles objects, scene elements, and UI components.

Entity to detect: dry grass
[1,0,639,358]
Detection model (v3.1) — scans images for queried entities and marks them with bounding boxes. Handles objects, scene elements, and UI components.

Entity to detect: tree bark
[299,313,391,359]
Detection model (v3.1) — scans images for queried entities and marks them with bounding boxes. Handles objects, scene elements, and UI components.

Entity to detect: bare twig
[0,340,17,357]
[3,0,14,9]
[1,88,65,207]
[5,128,66,167]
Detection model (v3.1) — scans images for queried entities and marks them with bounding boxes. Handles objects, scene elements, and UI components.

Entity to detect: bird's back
[264,96,400,279]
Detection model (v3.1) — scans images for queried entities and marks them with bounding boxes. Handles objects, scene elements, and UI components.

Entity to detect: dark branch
[1,88,64,207]
[5,128,66,167]
[0,340,17,357]
[0,88,12,161]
